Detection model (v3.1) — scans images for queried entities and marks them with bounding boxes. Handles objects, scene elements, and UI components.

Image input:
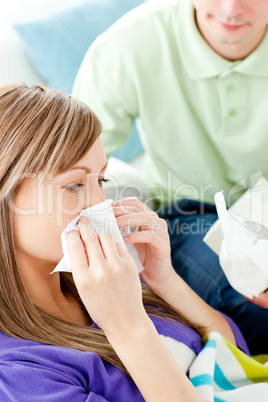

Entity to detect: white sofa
[0,0,150,204]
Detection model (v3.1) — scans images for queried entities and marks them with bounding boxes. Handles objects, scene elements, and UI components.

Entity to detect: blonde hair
[0,84,196,374]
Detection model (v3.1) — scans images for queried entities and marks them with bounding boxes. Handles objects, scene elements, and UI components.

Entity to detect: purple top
[0,313,249,401]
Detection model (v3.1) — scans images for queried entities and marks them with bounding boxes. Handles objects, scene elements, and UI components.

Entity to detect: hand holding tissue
[204,178,268,299]
[51,199,144,274]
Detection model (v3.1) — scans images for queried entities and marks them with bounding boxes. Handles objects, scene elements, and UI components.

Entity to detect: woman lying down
[0,84,249,402]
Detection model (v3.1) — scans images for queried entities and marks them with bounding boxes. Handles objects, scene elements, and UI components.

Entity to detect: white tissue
[214,191,268,299]
[51,199,144,274]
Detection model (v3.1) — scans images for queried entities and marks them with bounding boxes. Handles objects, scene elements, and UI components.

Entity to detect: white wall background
[0,0,153,31]
[0,0,82,31]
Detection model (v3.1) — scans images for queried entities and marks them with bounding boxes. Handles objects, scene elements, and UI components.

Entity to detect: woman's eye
[65,183,85,192]
[98,178,110,187]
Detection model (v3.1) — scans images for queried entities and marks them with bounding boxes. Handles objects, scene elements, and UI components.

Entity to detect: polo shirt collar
[177,0,268,80]
[234,31,268,77]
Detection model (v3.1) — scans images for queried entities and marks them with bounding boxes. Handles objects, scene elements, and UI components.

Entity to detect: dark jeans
[158,199,268,355]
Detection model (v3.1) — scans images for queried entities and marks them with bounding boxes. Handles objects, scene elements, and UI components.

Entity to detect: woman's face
[13,137,108,271]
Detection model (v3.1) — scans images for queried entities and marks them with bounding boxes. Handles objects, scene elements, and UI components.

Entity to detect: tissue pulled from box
[214,190,268,299]
[51,199,144,274]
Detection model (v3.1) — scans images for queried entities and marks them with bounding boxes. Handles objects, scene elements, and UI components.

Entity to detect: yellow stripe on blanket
[222,337,268,383]
[191,332,268,401]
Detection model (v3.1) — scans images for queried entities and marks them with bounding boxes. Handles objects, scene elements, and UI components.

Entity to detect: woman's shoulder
[0,330,111,373]
[0,330,102,379]
[0,331,143,401]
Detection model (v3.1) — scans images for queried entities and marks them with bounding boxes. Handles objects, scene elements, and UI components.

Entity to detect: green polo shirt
[73,0,268,206]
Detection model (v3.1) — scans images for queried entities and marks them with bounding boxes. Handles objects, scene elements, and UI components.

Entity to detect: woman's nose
[84,182,105,209]
[90,192,106,207]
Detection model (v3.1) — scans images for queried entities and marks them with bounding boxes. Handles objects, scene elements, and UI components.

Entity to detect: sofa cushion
[14,0,145,162]
[14,0,144,94]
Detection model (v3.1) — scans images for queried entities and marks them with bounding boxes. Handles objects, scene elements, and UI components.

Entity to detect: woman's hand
[67,211,205,402]
[112,197,176,291]
[66,217,148,338]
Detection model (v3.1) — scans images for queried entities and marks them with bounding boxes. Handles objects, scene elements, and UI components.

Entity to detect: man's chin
[210,31,249,45]
[206,18,252,44]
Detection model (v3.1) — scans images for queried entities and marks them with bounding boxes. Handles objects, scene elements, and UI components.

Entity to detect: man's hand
[248,289,268,308]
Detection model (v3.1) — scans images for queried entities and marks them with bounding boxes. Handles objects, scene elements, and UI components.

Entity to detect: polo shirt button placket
[219,72,244,135]
[229,108,237,117]
[227,84,238,118]
[227,84,235,93]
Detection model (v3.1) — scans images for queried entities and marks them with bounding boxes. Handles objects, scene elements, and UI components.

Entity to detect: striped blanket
[189,332,268,402]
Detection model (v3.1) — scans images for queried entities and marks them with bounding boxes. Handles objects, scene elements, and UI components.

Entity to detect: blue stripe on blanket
[214,397,228,402]
[190,374,213,387]
[205,339,217,349]
[214,363,235,390]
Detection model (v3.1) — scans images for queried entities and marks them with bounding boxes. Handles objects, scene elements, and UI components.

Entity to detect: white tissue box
[204,177,268,298]
[204,177,268,255]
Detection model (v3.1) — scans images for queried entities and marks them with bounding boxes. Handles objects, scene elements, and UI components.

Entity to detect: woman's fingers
[124,229,169,248]
[112,197,144,208]
[114,208,157,225]
[117,213,167,235]
[112,197,153,215]
[115,241,131,258]
[113,205,141,217]
[76,217,131,265]
[77,217,104,264]
[116,212,153,229]
[68,216,133,269]
[98,232,121,260]
[66,230,88,274]
[98,233,135,268]
[112,198,163,234]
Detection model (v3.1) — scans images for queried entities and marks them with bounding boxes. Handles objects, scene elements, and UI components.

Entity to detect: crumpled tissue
[212,188,268,299]
[51,199,144,274]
